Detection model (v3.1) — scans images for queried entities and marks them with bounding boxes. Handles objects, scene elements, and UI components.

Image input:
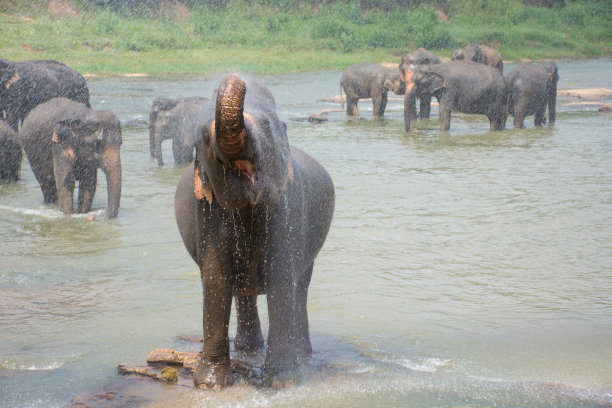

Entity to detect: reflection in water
[1,59,612,407]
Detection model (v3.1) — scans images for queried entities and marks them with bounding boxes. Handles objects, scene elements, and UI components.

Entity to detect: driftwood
[557,88,612,99]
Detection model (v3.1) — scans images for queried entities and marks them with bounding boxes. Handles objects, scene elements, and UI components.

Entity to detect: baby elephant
[0,120,22,181]
[340,62,405,117]
[19,98,122,218]
[506,61,559,128]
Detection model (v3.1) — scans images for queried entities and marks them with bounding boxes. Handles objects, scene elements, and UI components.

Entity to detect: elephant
[340,62,405,117]
[399,47,442,119]
[0,59,90,132]
[402,61,508,132]
[0,120,21,181]
[452,43,504,72]
[150,97,210,165]
[148,96,208,162]
[505,61,559,128]
[174,74,335,388]
[19,98,122,218]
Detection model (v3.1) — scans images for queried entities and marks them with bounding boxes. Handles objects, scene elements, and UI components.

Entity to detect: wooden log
[557,88,612,99]
[146,348,200,367]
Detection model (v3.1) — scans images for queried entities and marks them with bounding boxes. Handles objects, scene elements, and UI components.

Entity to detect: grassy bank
[1,0,610,75]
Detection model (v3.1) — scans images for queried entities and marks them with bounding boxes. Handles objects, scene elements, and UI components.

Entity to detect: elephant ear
[51,119,77,144]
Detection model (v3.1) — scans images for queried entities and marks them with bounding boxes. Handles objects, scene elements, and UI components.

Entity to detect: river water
[1,59,611,407]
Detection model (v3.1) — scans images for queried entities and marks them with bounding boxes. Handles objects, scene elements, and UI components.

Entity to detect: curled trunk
[215,75,247,157]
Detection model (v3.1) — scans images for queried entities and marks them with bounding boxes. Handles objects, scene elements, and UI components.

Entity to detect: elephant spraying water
[174,75,335,388]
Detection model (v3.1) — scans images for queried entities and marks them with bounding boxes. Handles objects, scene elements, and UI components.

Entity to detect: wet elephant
[0,59,90,132]
[402,61,507,132]
[148,96,208,162]
[174,75,335,388]
[505,61,559,128]
[399,47,442,119]
[452,43,504,72]
[151,97,210,165]
[19,98,122,218]
[340,62,405,117]
[0,120,21,181]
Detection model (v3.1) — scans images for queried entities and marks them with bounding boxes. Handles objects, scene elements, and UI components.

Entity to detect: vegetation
[0,0,610,75]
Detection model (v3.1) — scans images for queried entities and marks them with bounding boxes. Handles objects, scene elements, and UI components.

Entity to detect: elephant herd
[341,44,559,132]
[1,58,122,218]
[1,53,559,389]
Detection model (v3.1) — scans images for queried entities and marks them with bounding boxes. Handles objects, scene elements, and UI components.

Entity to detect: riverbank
[1,0,610,76]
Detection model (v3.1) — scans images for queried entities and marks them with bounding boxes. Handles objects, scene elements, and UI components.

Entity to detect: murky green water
[1,59,611,407]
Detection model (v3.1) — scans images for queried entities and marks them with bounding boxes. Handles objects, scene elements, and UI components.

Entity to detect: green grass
[0,0,610,76]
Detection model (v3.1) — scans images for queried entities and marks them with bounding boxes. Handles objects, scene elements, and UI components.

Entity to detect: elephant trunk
[100,146,121,218]
[402,67,417,131]
[215,75,247,158]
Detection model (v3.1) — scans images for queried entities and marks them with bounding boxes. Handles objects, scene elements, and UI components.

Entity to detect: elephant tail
[339,81,344,109]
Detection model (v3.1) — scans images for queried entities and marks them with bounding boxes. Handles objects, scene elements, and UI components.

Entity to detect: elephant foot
[262,364,302,388]
[234,329,264,352]
[193,359,231,389]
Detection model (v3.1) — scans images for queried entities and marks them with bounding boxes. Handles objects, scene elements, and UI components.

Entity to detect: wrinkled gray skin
[151,98,210,165]
[174,75,335,389]
[0,120,21,181]
[399,47,442,119]
[452,44,504,73]
[505,61,559,128]
[340,62,405,117]
[0,59,90,132]
[403,61,508,132]
[19,98,122,218]
[148,96,208,163]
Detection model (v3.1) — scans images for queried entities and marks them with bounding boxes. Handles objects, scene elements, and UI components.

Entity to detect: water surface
[1,59,611,407]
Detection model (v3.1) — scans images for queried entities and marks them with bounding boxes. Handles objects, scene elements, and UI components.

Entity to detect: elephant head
[384,72,406,95]
[401,66,445,131]
[51,110,122,218]
[197,74,290,212]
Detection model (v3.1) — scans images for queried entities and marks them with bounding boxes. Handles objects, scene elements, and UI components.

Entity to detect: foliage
[0,0,610,75]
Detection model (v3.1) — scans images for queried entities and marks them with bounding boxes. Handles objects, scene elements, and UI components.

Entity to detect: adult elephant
[151,97,210,165]
[19,98,121,218]
[174,75,335,389]
[340,62,405,117]
[399,47,442,119]
[148,96,207,161]
[452,43,503,72]
[0,120,21,181]
[402,61,507,132]
[0,59,90,132]
[505,61,559,128]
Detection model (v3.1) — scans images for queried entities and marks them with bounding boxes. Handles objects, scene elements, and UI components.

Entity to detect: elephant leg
[295,264,313,356]
[234,296,264,351]
[263,267,306,386]
[346,95,359,117]
[194,265,233,389]
[513,112,525,129]
[77,166,98,214]
[26,147,57,203]
[534,106,546,127]
[439,106,452,131]
[419,95,432,119]
[372,93,387,117]
[52,149,75,215]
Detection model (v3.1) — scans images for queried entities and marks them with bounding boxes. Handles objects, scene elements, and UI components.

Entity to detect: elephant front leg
[262,265,313,387]
[194,268,233,389]
[373,93,388,117]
